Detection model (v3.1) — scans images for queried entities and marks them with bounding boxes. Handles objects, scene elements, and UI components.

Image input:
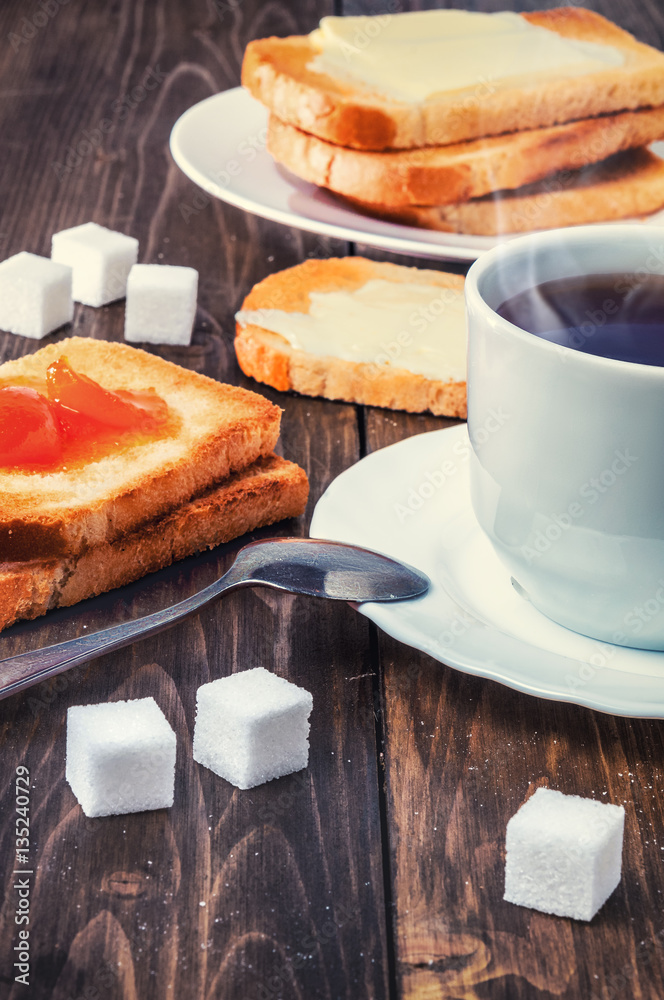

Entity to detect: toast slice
[267,106,664,208]
[243,8,664,150]
[235,257,467,418]
[0,338,281,561]
[344,147,664,235]
[0,454,309,632]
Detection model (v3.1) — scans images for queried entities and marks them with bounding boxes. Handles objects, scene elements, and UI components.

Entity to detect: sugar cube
[66,697,176,818]
[124,263,198,345]
[51,222,138,306]
[193,667,313,789]
[0,251,72,339]
[504,787,624,921]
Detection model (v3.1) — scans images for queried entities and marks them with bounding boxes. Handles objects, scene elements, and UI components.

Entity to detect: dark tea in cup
[464,225,664,649]
[496,272,664,366]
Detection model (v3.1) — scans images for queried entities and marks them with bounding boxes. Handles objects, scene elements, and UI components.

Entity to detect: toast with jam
[0,338,308,630]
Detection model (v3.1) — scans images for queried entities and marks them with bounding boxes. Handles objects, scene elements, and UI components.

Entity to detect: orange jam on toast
[0,356,173,471]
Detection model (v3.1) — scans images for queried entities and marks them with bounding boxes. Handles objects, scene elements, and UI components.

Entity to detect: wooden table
[1,1,664,997]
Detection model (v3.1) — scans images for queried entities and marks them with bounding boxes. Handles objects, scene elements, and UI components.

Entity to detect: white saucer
[169,89,496,262]
[310,425,664,718]
[168,88,664,264]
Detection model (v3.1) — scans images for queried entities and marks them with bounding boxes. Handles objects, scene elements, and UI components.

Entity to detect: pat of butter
[307,10,624,102]
[236,278,467,383]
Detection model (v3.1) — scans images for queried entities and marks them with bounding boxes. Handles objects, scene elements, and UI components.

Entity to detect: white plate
[310,425,664,717]
[170,88,664,264]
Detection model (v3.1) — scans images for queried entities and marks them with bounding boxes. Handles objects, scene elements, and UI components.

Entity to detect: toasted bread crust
[267,106,664,207]
[346,147,664,235]
[0,454,309,632]
[0,338,282,561]
[243,8,664,150]
[235,257,466,418]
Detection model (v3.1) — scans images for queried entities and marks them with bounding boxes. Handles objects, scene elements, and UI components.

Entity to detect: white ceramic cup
[465,224,664,650]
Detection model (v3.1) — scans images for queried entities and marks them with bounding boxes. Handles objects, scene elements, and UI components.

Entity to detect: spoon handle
[0,537,429,701]
[0,572,238,701]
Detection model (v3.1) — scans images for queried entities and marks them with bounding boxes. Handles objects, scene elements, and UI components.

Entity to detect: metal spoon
[0,537,429,701]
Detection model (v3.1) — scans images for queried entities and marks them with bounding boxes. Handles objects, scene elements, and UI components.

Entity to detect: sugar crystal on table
[504,787,624,921]
[0,251,72,339]
[66,697,176,818]
[193,667,313,789]
[124,263,198,345]
[51,222,138,306]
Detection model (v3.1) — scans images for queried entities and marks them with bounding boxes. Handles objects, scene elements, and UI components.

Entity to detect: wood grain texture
[352,2,664,998]
[0,1,388,998]
[2,0,664,998]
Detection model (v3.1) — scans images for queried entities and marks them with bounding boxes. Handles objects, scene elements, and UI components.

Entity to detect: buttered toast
[235,257,467,418]
[243,8,664,150]
[0,338,282,562]
[267,106,664,208]
[347,147,664,236]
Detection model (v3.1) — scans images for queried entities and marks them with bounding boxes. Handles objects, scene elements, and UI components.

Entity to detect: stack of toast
[243,8,664,235]
[0,338,308,631]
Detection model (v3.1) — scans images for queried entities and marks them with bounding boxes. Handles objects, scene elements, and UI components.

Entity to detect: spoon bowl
[0,537,429,701]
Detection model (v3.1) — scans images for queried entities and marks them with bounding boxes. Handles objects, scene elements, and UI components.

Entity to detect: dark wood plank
[372,640,664,999]
[3,0,664,995]
[0,1,389,997]
[349,0,664,996]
